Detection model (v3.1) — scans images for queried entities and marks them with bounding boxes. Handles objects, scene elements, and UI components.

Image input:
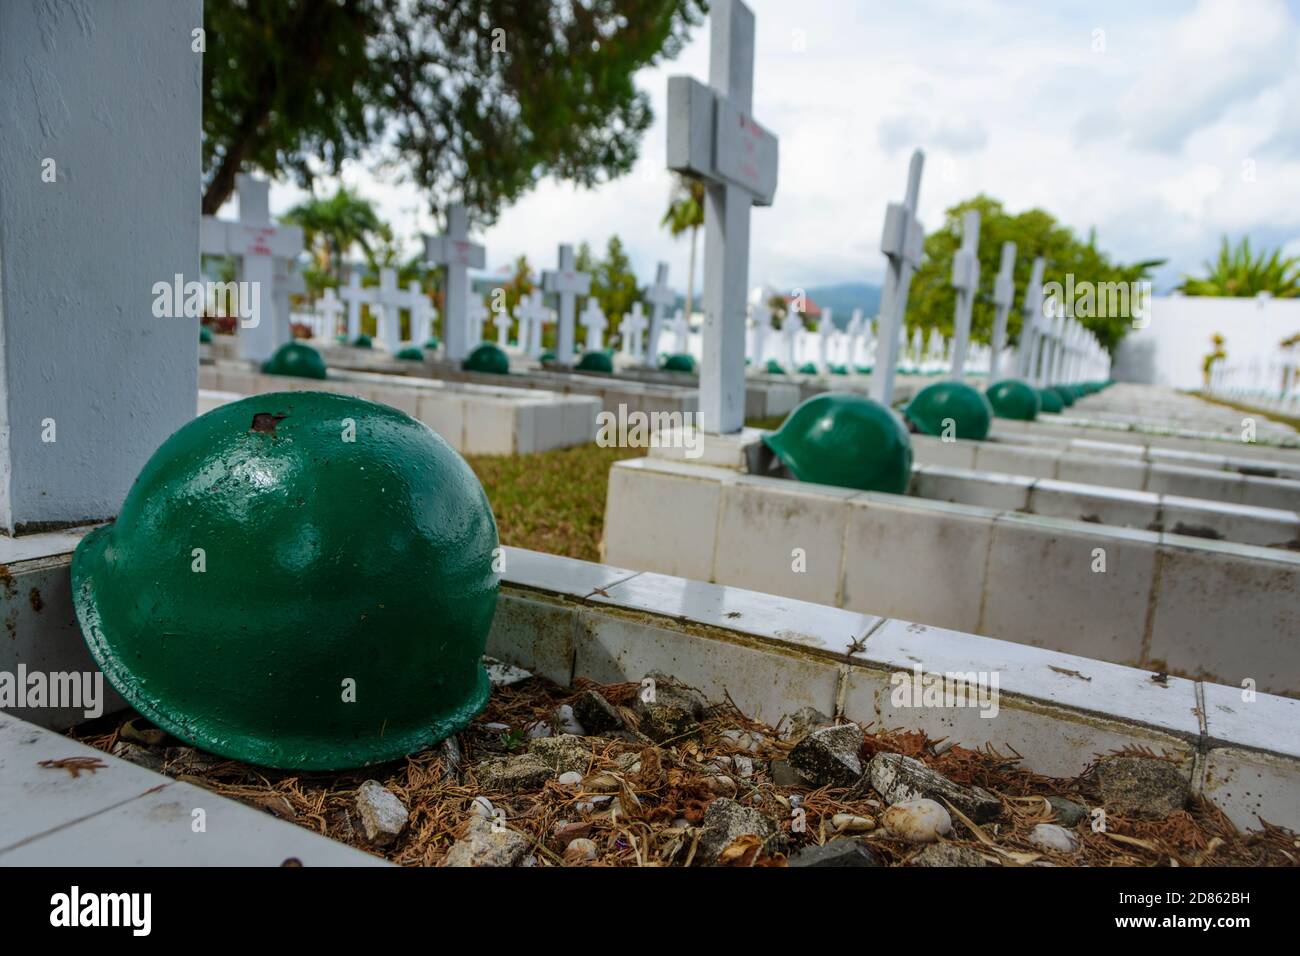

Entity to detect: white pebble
[555,704,586,736]
[557,771,583,787]
[832,813,876,833]
[882,799,952,843]
[732,755,754,778]
[564,838,598,863]
[1029,822,1079,853]
[470,796,495,820]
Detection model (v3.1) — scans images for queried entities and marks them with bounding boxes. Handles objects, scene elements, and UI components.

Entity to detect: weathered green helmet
[662,353,696,373]
[577,350,614,373]
[463,342,510,375]
[199,325,213,344]
[797,362,819,375]
[539,350,557,363]
[1051,385,1075,407]
[763,393,912,494]
[396,346,426,361]
[261,341,327,380]
[765,359,787,375]
[352,333,373,349]
[424,336,440,350]
[1038,387,1064,414]
[904,381,994,441]
[985,379,1041,421]
[71,392,499,770]
[830,364,849,376]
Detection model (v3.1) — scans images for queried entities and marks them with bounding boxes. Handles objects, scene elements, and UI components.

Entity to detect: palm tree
[1180,236,1300,298]
[661,173,705,318]
[283,186,387,291]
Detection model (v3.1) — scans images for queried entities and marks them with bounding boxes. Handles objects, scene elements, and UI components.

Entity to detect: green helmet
[662,353,696,373]
[1051,385,1075,407]
[352,333,373,349]
[261,341,327,380]
[829,364,849,376]
[539,350,557,363]
[577,350,614,373]
[71,392,499,770]
[985,379,1041,421]
[423,337,441,351]
[904,381,994,441]
[199,325,213,345]
[1038,387,1064,414]
[762,393,912,494]
[463,342,510,375]
[765,359,787,375]
[396,346,426,361]
[797,362,819,375]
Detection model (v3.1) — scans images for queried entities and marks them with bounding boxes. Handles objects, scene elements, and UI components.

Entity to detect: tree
[907,195,1164,355]
[661,173,705,317]
[202,0,707,218]
[1180,236,1300,298]
[590,236,639,324]
[282,186,387,290]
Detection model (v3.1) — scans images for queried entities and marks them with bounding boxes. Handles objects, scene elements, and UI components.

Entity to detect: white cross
[869,150,925,404]
[199,174,305,362]
[749,300,772,364]
[515,289,551,358]
[666,0,779,431]
[317,287,345,340]
[541,244,592,365]
[783,310,803,367]
[468,296,490,349]
[817,306,835,370]
[667,308,692,354]
[620,303,649,359]
[339,272,377,342]
[372,268,422,354]
[988,241,1017,381]
[948,210,981,379]
[579,298,608,354]
[643,262,676,364]
[493,302,513,349]
[408,280,435,346]
[1018,257,1047,383]
[423,204,486,363]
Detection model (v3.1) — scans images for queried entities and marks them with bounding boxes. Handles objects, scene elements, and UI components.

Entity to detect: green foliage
[907,195,1164,354]
[202,0,707,219]
[282,186,387,291]
[590,236,639,322]
[1180,236,1300,298]
[661,173,705,316]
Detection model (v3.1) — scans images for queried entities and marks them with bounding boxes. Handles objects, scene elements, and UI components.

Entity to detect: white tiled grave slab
[199,360,599,454]
[603,455,1300,694]
[579,364,802,420]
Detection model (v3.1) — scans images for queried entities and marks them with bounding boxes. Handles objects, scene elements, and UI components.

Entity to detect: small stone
[582,772,622,793]
[525,720,553,739]
[480,721,511,733]
[782,705,834,741]
[442,817,530,867]
[483,655,533,687]
[697,798,783,864]
[473,753,553,793]
[1095,756,1191,819]
[908,843,989,867]
[557,771,583,787]
[572,689,623,735]
[881,798,952,844]
[732,755,755,778]
[437,734,463,783]
[770,759,807,788]
[355,780,409,846]
[788,838,883,867]
[1046,796,1088,827]
[470,796,495,820]
[550,821,592,848]
[789,724,864,788]
[1029,823,1079,853]
[705,774,737,795]
[868,752,1001,822]
[554,704,585,736]
[111,741,165,773]
[721,728,764,752]
[528,734,591,774]
[564,838,599,863]
[831,813,876,833]
[633,672,708,742]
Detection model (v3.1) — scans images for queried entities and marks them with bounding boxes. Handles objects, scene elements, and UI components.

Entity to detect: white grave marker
[423,204,486,363]
[409,281,435,346]
[749,300,772,364]
[516,289,551,358]
[541,244,592,366]
[317,287,345,340]
[643,263,676,363]
[868,150,925,405]
[1017,257,1047,382]
[579,299,608,354]
[340,272,377,342]
[467,296,489,348]
[494,302,513,349]
[666,0,779,431]
[620,303,649,359]
[948,210,981,379]
[988,241,1017,380]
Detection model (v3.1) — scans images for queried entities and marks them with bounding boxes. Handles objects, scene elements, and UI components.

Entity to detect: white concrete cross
[468,296,490,348]
[199,174,306,362]
[409,281,435,346]
[516,289,552,358]
[371,269,408,353]
[541,244,592,366]
[317,287,345,340]
[620,303,649,359]
[579,298,608,354]
[667,0,779,430]
[340,271,377,342]
[493,302,513,349]
[643,263,676,363]
[782,310,803,367]
[423,204,486,363]
[869,150,925,405]
[909,327,925,372]
[948,210,981,379]
[925,328,945,374]
[1017,257,1047,383]
[749,300,772,364]
[667,308,692,354]
[988,241,1018,381]
[817,307,835,370]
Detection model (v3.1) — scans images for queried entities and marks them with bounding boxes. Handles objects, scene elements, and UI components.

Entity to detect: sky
[242,0,1300,298]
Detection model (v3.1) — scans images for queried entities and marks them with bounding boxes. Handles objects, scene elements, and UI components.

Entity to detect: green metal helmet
[199,325,213,344]
[424,336,440,350]
[1051,385,1075,407]
[765,359,787,375]
[797,362,819,375]
[904,381,994,441]
[985,379,1041,421]
[539,350,557,363]
[577,351,614,373]
[830,364,849,376]
[662,353,696,373]
[261,341,327,380]
[352,334,373,349]
[762,393,912,494]
[71,392,499,770]
[1038,387,1064,414]
[462,342,510,375]
[396,346,426,361]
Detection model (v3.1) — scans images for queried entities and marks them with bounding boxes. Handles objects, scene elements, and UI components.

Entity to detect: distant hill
[804,283,882,327]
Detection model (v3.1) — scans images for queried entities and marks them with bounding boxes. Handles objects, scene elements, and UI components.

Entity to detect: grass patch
[1194,392,1300,433]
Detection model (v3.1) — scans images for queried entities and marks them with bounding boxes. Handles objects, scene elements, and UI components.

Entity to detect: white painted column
[948,210,981,379]
[869,149,925,406]
[987,241,1017,381]
[0,1,201,533]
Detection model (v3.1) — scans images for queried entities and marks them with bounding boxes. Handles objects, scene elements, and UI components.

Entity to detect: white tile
[910,434,978,470]
[1145,463,1245,504]
[1159,495,1300,548]
[487,591,580,685]
[1055,453,1149,491]
[501,547,640,599]
[1200,748,1300,834]
[913,465,1035,511]
[601,459,727,582]
[1237,474,1300,512]
[463,399,518,455]
[416,393,466,449]
[1028,478,1160,529]
[1201,681,1300,760]
[973,443,1061,479]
